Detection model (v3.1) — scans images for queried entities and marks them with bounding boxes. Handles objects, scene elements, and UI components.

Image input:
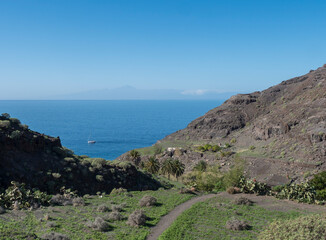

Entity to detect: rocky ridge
[0,115,161,195]
[129,65,326,185]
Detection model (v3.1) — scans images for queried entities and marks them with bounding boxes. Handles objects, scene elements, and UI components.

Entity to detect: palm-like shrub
[172,159,185,180]
[129,150,141,166]
[161,158,174,180]
[144,156,160,174]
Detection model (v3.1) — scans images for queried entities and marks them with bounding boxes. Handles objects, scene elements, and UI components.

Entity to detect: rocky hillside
[0,115,161,195]
[136,65,326,185]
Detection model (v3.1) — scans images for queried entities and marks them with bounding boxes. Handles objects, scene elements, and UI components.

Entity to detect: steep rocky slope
[137,65,326,185]
[0,115,160,194]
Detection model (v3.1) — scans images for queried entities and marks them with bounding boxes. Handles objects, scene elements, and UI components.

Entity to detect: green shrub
[96,175,104,182]
[219,151,233,158]
[197,144,213,152]
[110,188,127,195]
[211,145,221,152]
[52,173,61,179]
[62,147,74,156]
[21,124,29,130]
[309,171,326,191]
[224,143,231,148]
[249,145,256,150]
[222,159,244,188]
[316,189,326,201]
[230,138,237,144]
[129,150,141,166]
[9,118,21,125]
[258,215,326,240]
[153,144,163,155]
[274,183,316,203]
[193,160,207,172]
[238,177,271,195]
[183,164,223,192]
[0,120,11,128]
[0,182,50,209]
[10,130,22,139]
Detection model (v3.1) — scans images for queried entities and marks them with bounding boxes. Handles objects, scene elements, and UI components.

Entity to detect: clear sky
[1,0,326,99]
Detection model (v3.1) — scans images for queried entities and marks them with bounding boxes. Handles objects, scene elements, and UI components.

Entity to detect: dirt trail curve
[147,192,326,240]
[147,194,217,240]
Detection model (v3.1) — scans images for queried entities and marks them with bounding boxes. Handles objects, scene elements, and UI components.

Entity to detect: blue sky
[0,0,326,99]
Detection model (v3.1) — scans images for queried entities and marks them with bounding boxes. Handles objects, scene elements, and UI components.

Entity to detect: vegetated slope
[160,65,326,184]
[0,116,161,195]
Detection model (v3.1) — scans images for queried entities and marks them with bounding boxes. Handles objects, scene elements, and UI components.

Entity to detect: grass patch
[0,189,194,240]
[159,196,302,240]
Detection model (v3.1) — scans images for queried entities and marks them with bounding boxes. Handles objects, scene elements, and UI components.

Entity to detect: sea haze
[0,100,223,159]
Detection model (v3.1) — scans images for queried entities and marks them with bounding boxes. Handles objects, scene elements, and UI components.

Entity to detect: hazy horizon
[1,1,325,100]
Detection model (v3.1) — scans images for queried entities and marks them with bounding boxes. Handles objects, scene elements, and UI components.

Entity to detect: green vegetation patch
[159,196,302,240]
[258,214,326,240]
[0,189,194,240]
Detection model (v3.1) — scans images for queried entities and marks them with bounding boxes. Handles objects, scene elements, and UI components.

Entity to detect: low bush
[273,182,316,203]
[179,188,195,194]
[72,197,85,207]
[0,120,11,128]
[110,188,127,195]
[233,197,253,206]
[50,195,73,206]
[222,158,244,188]
[309,171,326,200]
[230,138,237,144]
[219,151,233,158]
[227,187,237,194]
[139,195,157,207]
[10,130,22,139]
[197,144,222,152]
[237,178,317,203]
[183,164,223,192]
[249,145,256,150]
[86,217,110,232]
[97,204,110,212]
[46,222,58,228]
[258,215,326,240]
[153,144,163,155]
[193,160,207,172]
[238,177,271,196]
[0,206,5,214]
[41,232,70,240]
[226,217,250,231]
[107,211,123,221]
[111,204,123,212]
[127,210,147,227]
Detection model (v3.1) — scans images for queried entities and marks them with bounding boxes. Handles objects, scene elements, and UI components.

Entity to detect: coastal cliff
[0,115,160,194]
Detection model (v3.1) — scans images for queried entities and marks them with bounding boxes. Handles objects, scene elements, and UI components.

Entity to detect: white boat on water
[88,133,96,144]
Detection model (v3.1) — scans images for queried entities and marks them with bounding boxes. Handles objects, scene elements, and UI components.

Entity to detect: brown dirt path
[218,192,326,213]
[146,194,217,240]
[147,192,326,240]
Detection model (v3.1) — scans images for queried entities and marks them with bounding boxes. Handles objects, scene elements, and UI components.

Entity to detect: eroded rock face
[165,66,326,143]
[147,65,326,184]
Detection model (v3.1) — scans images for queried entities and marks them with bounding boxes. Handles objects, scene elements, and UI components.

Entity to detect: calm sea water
[0,100,223,160]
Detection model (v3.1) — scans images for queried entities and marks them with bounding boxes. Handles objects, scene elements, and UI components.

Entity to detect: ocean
[0,100,223,160]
